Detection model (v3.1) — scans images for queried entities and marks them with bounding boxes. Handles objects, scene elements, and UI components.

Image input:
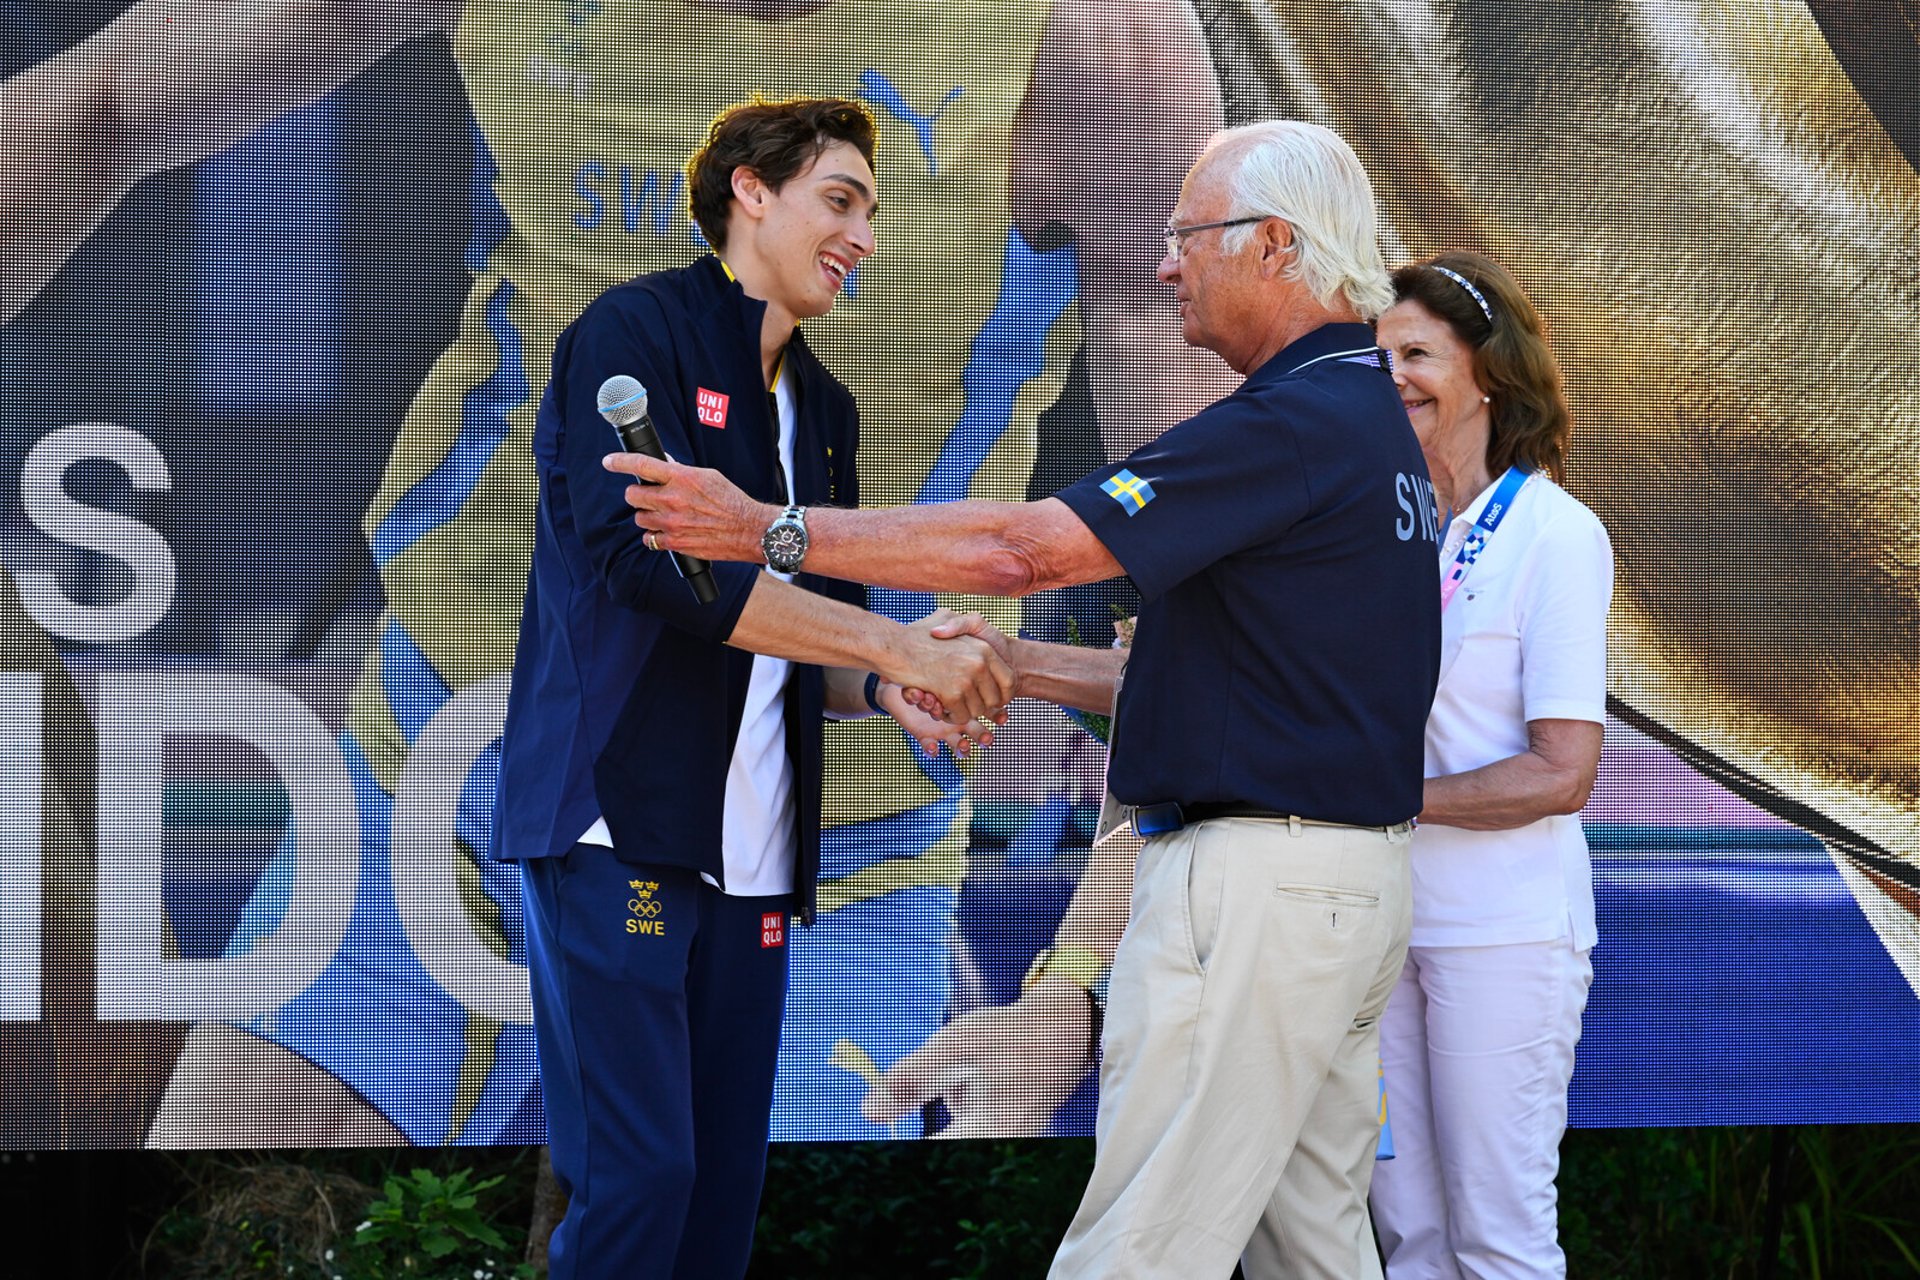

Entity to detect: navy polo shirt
[1057,322,1441,826]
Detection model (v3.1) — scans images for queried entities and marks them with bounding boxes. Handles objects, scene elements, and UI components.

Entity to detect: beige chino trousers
[1051,816,1413,1280]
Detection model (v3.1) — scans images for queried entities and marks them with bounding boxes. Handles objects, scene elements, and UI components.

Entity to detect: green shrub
[142,1150,539,1280]
[133,1126,1920,1278]
[750,1138,1094,1279]
[342,1166,534,1279]
[1557,1127,1920,1279]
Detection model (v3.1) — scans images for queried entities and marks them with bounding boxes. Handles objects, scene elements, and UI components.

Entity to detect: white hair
[1209,120,1395,320]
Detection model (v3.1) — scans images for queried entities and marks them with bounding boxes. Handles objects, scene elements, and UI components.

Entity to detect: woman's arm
[1418,717,1603,830]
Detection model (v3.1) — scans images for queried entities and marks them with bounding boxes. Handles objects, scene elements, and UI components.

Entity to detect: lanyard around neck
[1438,465,1531,611]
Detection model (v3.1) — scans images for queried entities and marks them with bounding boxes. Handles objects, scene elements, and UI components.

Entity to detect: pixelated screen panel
[0,0,1914,1149]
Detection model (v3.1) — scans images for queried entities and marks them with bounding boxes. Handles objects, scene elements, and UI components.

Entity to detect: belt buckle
[1133,802,1185,837]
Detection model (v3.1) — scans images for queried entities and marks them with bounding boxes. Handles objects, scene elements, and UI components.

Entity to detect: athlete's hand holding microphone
[603,394,777,580]
[598,375,719,604]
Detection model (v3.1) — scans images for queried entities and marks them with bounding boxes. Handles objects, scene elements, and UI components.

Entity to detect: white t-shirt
[1411,472,1614,950]
[713,368,800,896]
[581,366,799,898]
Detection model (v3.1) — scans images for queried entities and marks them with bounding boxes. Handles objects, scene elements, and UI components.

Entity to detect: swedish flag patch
[1101,469,1156,516]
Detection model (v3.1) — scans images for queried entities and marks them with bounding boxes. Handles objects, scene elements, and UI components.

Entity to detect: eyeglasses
[1163,215,1268,260]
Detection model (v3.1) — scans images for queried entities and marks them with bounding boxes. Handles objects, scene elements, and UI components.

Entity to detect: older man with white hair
[607,119,1442,1279]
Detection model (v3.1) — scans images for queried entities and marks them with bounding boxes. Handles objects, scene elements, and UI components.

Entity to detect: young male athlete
[495,95,1017,1279]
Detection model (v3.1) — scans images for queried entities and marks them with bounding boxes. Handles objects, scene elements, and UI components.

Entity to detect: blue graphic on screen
[1574,821,1920,1125]
[196,96,341,412]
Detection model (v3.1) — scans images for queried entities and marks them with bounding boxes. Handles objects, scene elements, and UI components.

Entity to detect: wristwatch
[761,504,808,573]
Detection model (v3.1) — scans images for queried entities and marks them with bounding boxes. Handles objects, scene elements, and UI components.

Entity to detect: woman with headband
[1365,251,1613,1278]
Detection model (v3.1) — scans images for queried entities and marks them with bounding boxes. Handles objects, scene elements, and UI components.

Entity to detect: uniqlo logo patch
[696,387,730,428]
[761,912,786,948]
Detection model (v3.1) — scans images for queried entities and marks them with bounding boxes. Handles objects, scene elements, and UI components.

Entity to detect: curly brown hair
[1388,250,1572,483]
[687,96,878,251]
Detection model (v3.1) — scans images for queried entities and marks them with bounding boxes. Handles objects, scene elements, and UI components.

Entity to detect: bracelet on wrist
[863,670,886,715]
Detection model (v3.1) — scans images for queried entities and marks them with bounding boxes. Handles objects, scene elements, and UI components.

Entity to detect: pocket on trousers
[1273,884,1380,907]
[1273,882,1378,934]
[1185,834,1227,974]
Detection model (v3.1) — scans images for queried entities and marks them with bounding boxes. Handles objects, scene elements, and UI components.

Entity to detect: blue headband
[1430,264,1494,326]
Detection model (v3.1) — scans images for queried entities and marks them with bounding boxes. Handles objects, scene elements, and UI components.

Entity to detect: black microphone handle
[614,413,719,605]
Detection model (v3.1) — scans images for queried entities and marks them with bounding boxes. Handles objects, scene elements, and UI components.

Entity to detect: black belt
[1133,802,1412,839]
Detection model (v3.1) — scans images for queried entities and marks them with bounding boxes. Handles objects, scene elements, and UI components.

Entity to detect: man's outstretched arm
[1,0,459,320]
[605,450,1124,599]
[908,612,1124,716]
[725,575,1015,725]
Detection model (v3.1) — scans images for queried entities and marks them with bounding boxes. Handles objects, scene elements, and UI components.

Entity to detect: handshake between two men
[608,444,1113,751]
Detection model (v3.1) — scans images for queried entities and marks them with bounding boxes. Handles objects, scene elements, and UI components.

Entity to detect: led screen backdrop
[1,0,1915,1149]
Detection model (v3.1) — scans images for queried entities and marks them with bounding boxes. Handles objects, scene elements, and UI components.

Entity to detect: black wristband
[863,670,886,714]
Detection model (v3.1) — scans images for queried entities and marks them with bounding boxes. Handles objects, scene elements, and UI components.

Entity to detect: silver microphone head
[597,375,649,426]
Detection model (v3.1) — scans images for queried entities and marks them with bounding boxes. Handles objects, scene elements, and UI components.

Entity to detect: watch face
[764,521,806,571]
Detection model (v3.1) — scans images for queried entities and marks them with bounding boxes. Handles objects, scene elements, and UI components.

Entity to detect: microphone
[597,375,719,604]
